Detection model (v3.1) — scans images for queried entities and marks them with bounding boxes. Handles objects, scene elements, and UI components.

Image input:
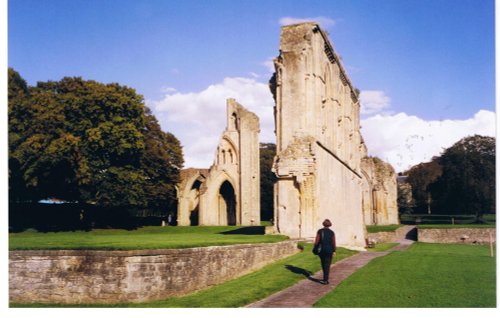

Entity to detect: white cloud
[360,90,392,115]
[150,77,275,168]
[361,110,496,172]
[279,16,336,29]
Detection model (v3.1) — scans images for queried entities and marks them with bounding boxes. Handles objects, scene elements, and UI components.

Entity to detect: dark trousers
[319,253,333,281]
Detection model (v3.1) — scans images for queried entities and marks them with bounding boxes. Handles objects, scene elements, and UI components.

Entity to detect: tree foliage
[405,160,442,213]
[429,135,495,216]
[404,135,495,216]
[260,143,277,222]
[397,180,415,214]
[8,68,183,210]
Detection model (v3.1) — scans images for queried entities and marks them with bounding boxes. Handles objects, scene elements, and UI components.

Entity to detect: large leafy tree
[429,135,495,216]
[8,68,183,209]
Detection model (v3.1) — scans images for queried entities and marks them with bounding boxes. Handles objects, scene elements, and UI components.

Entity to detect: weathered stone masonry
[270,23,398,249]
[9,240,300,304]
[418,228,496,244]
[176,99,261,226]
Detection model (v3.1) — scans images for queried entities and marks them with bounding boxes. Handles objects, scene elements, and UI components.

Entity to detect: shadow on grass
[285,264,324,284]
[285,265,312,277]
[219,226,265,235]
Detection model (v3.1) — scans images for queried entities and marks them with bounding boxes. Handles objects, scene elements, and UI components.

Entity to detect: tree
[429,135,495,217]
[260,143,277,222]
[140,107,183,211]
[8,68,31,202]
[9,70,183,211]
[405,159,442,214]
[397,178,415,214]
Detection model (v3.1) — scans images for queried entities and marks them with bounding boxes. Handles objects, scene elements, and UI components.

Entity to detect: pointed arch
[219,180,236,225]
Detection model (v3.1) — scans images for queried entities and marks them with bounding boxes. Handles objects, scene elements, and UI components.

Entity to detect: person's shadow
[284,265,323,283]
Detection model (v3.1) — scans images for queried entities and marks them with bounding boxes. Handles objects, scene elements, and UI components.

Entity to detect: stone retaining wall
[418,228,496,244]
[9,240,301,304]
[366,225,416,243]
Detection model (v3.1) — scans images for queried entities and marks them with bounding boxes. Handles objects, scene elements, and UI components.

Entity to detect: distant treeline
[398,135,495,217]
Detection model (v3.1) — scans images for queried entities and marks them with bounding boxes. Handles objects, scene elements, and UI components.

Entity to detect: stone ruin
[269,23,397,249]
[176,23,398,249]
[176,98,261,226]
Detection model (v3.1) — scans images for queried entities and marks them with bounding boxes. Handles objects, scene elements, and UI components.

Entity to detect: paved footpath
[247,237,415,308]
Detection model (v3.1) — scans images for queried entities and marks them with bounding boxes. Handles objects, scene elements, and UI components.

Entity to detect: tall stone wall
[271,23,366,249]
[232,99,261,225]
[9,240,300,304]
[176,99,260,226]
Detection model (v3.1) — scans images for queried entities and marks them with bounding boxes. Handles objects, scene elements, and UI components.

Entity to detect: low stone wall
[418,228,496,244]
[366,225,416,243]
[9,240,301,304]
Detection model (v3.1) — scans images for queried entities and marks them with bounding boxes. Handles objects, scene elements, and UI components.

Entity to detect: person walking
[313,219,336,285]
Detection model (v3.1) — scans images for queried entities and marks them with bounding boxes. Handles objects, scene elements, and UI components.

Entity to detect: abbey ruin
[176,23,398,249]
[176,98,261,226]
[269,23,397,249]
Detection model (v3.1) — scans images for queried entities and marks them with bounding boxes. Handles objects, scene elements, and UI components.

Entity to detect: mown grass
[366,224,404,233]
[11,244,358,308]
[314,243,496,308]
[9,226,288,250]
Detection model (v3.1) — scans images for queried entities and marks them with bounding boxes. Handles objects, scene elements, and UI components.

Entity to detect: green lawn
[366,224,404,233]
[11,244,358,308]
[9,226,288,250]
[314,243,496,308]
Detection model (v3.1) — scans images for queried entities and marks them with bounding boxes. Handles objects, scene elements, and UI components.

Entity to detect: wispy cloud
[360,90,392,115]
[262,57,275,73]
[279,16,336,29]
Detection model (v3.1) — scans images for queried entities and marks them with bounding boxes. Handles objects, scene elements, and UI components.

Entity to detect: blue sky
[7,0,496,171]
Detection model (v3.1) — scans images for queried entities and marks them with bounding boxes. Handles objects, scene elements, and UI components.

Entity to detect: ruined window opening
[231,112,238,131]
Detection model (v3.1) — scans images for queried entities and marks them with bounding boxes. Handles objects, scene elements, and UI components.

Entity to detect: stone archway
[219,181,236,225]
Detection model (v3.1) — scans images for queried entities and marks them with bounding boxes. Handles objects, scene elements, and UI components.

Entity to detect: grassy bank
[314,243,496,308]
[366,224,404,233]
[9,226,288,250]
